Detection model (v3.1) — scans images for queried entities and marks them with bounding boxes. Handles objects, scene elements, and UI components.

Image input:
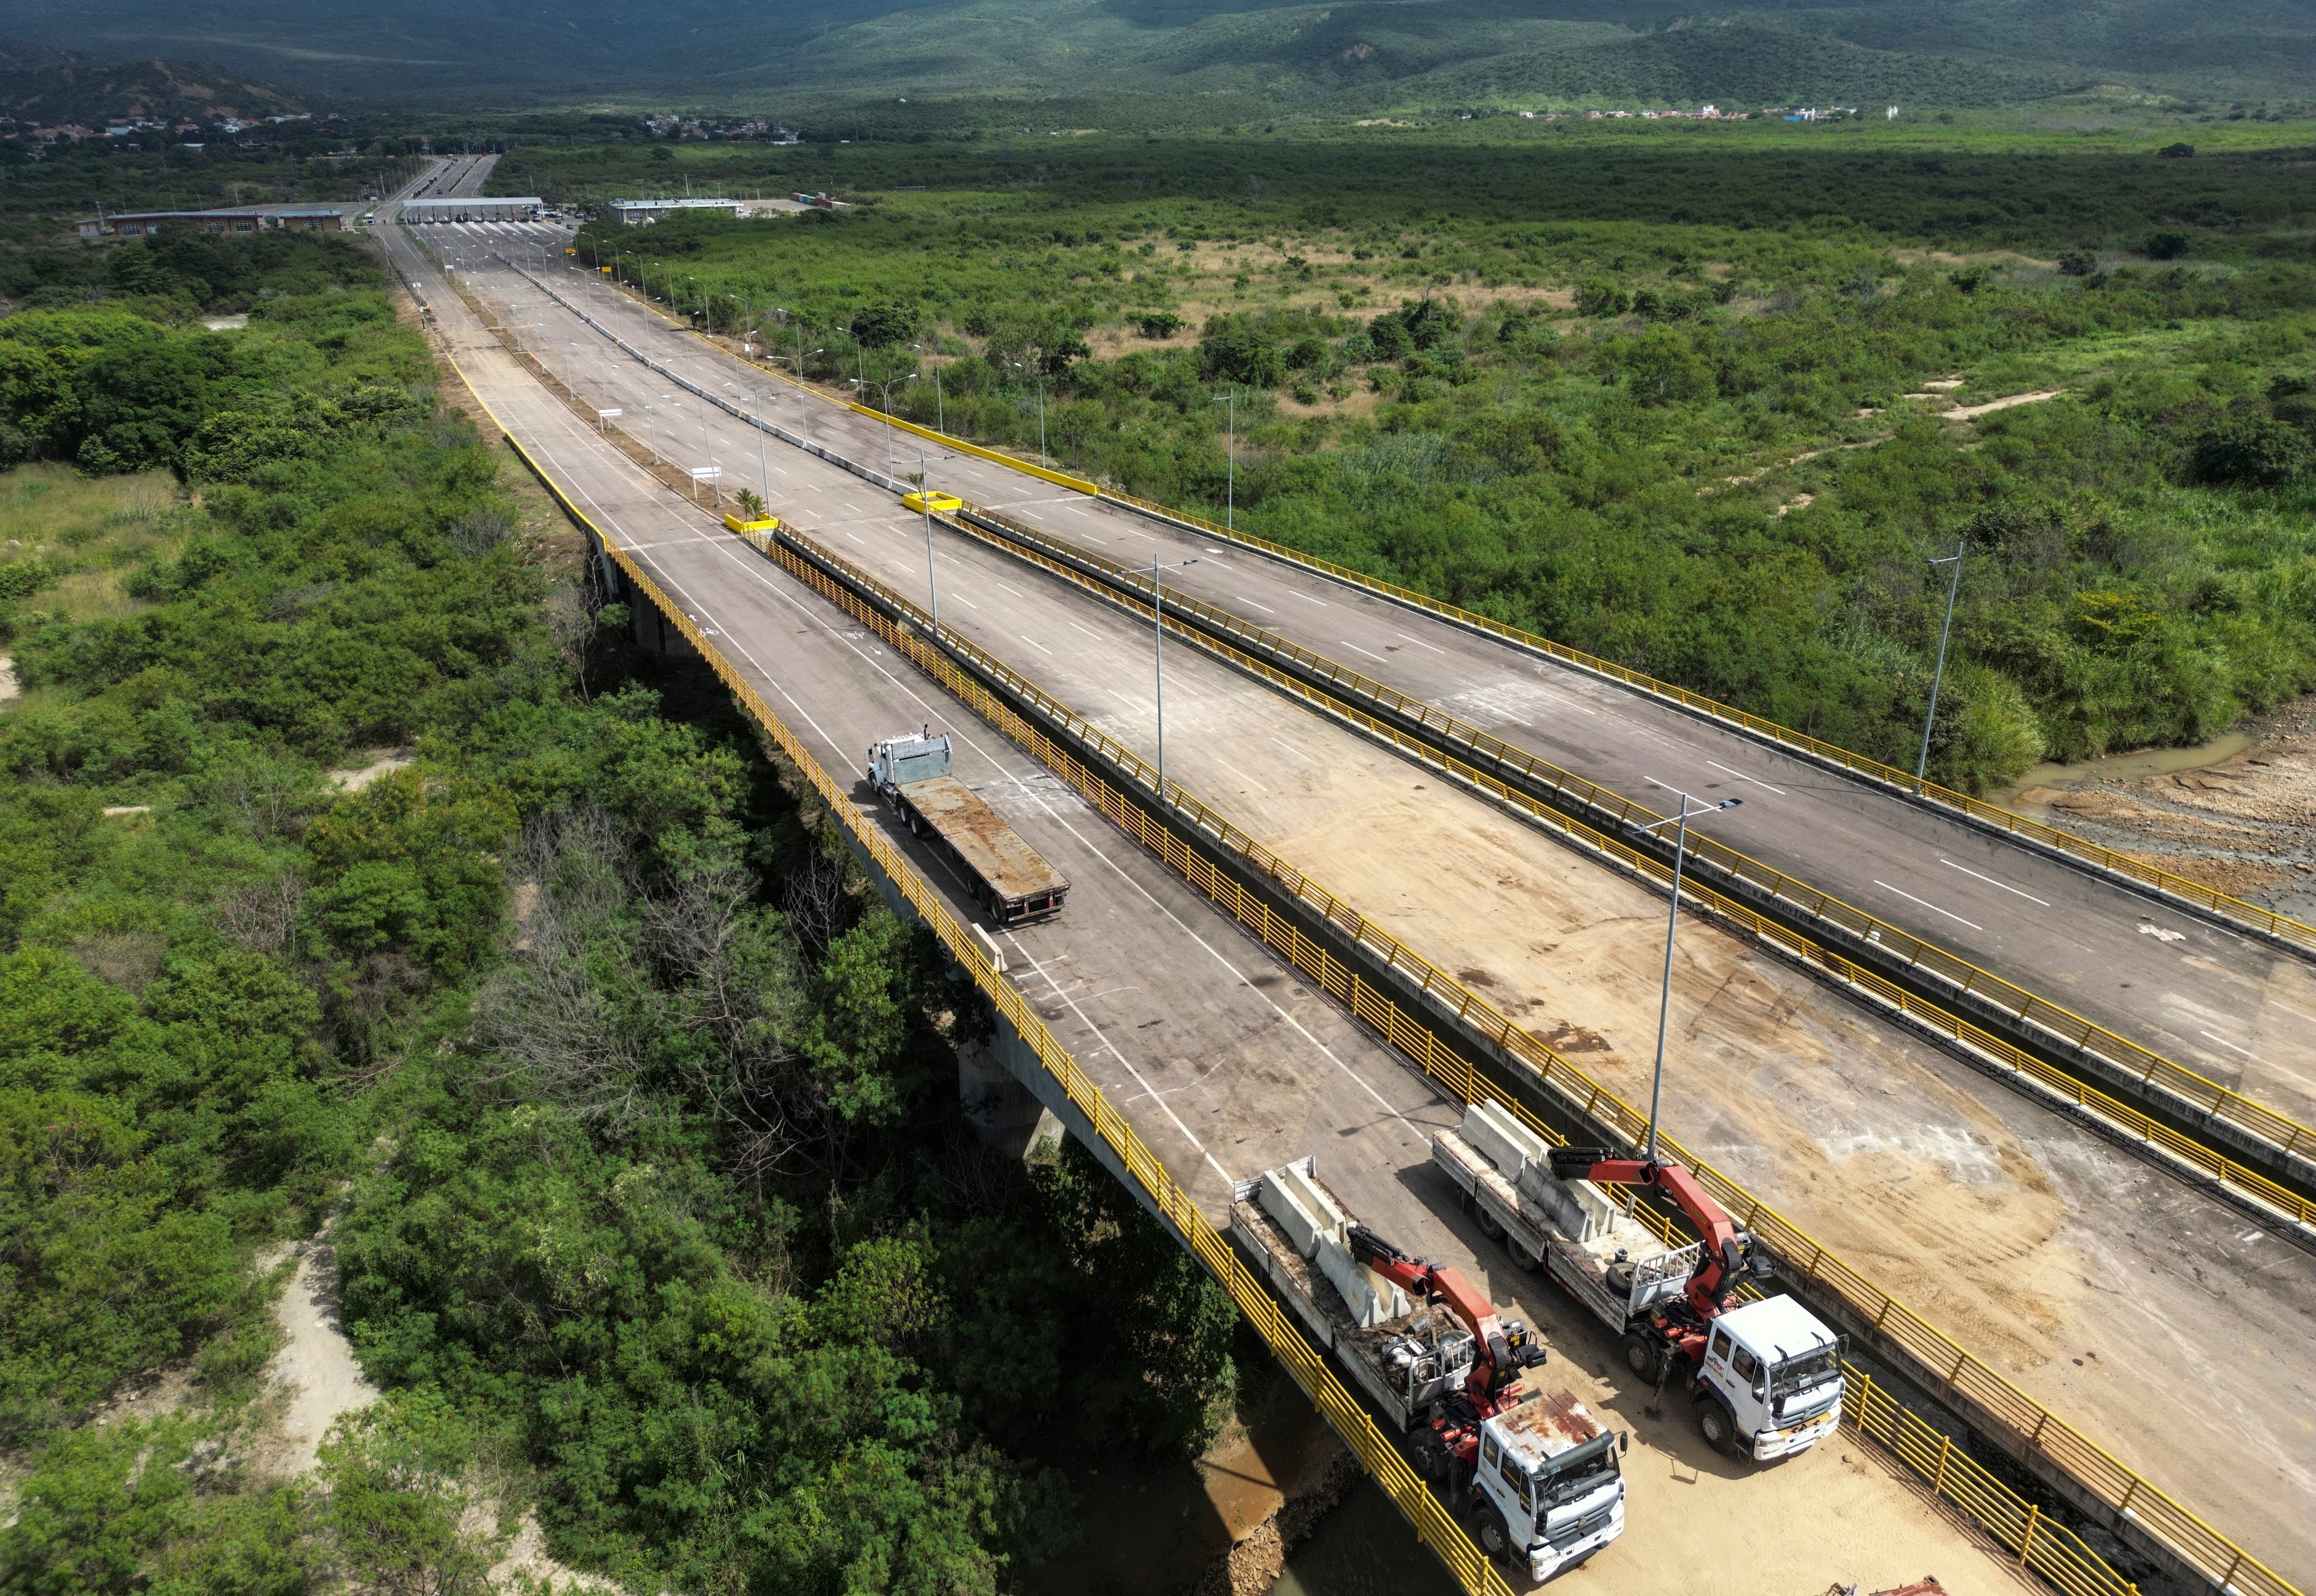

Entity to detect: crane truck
[866,729,1068,924]
[1232,1157,1627,1581]
[1432,1099,1845,1461]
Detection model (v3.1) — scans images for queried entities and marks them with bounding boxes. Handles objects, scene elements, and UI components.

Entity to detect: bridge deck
[393,214,2313,1591]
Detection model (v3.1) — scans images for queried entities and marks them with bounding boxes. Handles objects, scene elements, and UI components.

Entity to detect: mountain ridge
[2,0,2308,107]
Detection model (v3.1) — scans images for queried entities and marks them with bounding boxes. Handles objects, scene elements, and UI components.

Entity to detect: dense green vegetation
[542,124,2316,788]
[0,236,1239,1593]
[0,140,424,317]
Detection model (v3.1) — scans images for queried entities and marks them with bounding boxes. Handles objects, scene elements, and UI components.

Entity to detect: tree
[1199,316,1282,387]
[1574,280,1628,317]
[851,303,917,348]
[1365,313,1413,360]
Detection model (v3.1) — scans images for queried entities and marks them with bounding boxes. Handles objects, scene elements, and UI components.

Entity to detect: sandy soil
[328,749,413,792]
[259,1228,379,1477]
[1944,389,2065,420]
[2009,695,2316,930]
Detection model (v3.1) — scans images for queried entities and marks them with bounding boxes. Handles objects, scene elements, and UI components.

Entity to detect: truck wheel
[1510,1239,1543,1274]
[1622,1332,1660,1383]
[1471,1501,1514,1564]
[1409,1427,1450,1485]
[1475,1206,1505,1240]
[1697,1397,1742,1457]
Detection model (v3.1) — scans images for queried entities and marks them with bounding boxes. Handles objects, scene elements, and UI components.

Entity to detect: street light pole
[1212,389,1238,531]
[920,449,939,635]
[1917,540,1966,784]
[1153,554,1199,797]
[1632,794,1742,1161]
[728,382,771,509]
[915,342,944,433]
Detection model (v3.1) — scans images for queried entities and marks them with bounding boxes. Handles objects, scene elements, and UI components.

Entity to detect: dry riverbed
[2002,694,2316,925]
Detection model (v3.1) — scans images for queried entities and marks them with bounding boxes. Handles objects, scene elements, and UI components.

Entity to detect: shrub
[2144,231,2192,261]
[2192,417,2314,485]
[1365,313,1413,359]
[1199,316,1282,386]
[1574,279,1628,316]
[849,303,916,347]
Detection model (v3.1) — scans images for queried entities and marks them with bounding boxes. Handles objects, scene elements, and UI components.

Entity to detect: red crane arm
[1348,1225,1512,1374]
[1547,1148,1756,1314]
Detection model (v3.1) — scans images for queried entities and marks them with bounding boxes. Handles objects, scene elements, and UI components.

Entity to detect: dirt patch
[329,749,413,791]
[1945,389,2065,420]
[474,1507,626,1593]
[257,1225,378,1477]
[2006,694,2316,925]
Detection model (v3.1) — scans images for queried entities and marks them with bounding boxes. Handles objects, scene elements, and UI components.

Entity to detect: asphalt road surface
[396,218,2316,1585]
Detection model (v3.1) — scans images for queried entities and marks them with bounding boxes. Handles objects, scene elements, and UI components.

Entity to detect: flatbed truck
[1232,1157,1627,1581]
[1434,1099,1845,1461]
[867,730,1068,924]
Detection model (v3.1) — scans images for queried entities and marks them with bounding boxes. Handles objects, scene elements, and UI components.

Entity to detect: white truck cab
[1695,1295,1845,1459]
[1470,1390,1627,1581]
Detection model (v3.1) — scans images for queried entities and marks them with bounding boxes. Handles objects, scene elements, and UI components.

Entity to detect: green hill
[0,38,309,124]
[2,0,2309,108]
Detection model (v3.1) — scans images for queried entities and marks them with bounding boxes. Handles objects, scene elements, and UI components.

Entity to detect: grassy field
[0,466,190,626]
[511,118,2316,791]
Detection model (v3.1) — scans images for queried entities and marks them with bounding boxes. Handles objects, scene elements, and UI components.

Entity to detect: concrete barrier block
[1516,1162,1618,1244]
[1314,1235,1411,1328]
[1462,1098,1546,1184]
[1261,1165,1344,1259]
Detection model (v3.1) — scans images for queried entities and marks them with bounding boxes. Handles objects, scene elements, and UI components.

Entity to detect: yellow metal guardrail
[858,405,1102,495]
[1099,487,2316,960]
[930,500,2316,1234]
[742,515,2299,1596]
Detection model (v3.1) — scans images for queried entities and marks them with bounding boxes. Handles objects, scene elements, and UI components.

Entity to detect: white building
[605,196,742,226]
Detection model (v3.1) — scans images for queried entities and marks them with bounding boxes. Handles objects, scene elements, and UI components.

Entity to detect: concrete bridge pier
[960,1030,1064,1161]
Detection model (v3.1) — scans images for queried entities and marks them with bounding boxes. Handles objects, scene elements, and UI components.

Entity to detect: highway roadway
[427,222,2316,1147]
[405,217,2316,1586]
[367,202,2050,1596]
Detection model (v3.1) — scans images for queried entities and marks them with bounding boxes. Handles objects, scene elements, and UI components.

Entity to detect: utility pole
[1917,540,1966,784]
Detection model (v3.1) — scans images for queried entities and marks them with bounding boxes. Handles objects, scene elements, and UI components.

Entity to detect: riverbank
[1999,695,2316,923]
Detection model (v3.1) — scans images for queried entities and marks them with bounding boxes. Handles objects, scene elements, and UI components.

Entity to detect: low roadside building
[604,196,741,226]
[77,204,352,237]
